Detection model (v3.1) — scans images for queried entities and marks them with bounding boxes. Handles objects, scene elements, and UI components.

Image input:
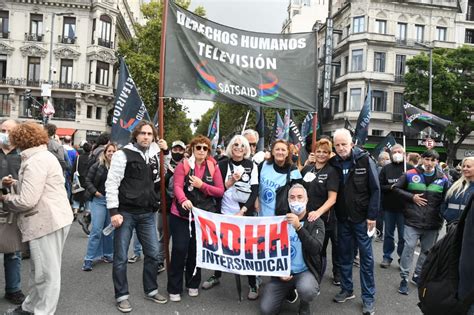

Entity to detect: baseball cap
[172,140,186,150]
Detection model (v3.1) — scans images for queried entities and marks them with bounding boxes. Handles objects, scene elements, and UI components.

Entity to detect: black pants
[167,214,201,294]
[214,270,257,288]
[321,225,341,278]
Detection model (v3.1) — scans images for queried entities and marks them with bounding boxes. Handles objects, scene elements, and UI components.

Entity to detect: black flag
[354,83,372,145]
[111,57,151,146]
[372,133,397,160]
[255,106,265,152]
[403,102,450,137]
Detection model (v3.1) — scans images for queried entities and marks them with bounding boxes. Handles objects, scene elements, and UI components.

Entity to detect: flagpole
[403,134,407,173]
[158,0,170,268]
[241,110,250,134]
[312,22,319,152]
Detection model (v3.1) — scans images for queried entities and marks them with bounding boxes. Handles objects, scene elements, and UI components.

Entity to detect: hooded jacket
[297,215,325,283]
[379,161,414,212]
[393,166,449,230]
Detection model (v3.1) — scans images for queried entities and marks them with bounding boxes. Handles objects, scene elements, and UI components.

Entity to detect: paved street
[0,221,424,315]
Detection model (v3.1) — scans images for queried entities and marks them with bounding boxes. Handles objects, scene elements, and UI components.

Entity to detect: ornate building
[0,0,143,143]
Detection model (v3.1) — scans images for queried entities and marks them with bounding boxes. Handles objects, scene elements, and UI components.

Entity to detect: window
[436,27,447,41]
[466,29,474,44]
[331,96,340,115]
[468,0,474,21]
[0,54,6,80]
[392,131,403,139]
[350,88,361,111]
[335,63,341,78]
[62,17,76,44]
[99,15,112,48]
[91,18,96,44]
[372,129,383,136]
[0,94,10,116]
[353,16,364,33]
[374,52,385,72]
[95,106,102,120]
[415,25,424,42]
[87,105,93,118]
[27,57,40,86]
[29,14,43,41]
[60,59,73,88]
[96,61,109,86]
[344,56,349,74]
[351,49,363,72]
[395,54,406,82]
[19,95,42,118]
[397,22,407,41]
[393,92,404,121]
[372,90,387,112]
[375,19,386,34]
[345,24,350,37]
[0,11,9,38]
[52,98,76,120]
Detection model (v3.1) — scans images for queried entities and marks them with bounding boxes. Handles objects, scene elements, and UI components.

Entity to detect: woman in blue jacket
[441,157,474,227]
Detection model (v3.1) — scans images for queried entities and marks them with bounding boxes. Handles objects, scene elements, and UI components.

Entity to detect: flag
[344,118,355,136]
[255,106,265,152]
[207,110,220,155]
[111,57,151,146]
[354,83,372,145]
[283,108,291,141]
[403,102,450,137]
[301,112,313,139]
[272,111,285,142]
[288,111,309,164]
[152,110,159,128]
[372,133,397,160]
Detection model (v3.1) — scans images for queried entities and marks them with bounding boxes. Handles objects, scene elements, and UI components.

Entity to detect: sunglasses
[195,145,209,151]
[233,143,245,149]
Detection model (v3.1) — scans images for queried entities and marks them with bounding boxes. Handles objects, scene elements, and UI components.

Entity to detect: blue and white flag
[111,57,151,146]
[301,112,313,139]
[283,108,291,141]
[207,110,220,155]
[272,111,285,142]
[354,83,372,146]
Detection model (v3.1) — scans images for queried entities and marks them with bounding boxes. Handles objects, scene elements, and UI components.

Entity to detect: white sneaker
[188,288,199,297]
[169,294,181,302]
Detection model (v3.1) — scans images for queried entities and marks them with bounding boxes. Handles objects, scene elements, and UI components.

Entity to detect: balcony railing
[97,38,114,48]
[0,32,9,39]
[0,77,85,90]
[58,35,76,44]
[25,33,43,42]
[26,79,41,87]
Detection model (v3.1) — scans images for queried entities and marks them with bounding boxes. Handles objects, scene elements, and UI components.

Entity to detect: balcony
[25,33,43,42]
[97,38,114,49]
[58,35,76,44]
[0,77,85,90]
[26,79,40,87]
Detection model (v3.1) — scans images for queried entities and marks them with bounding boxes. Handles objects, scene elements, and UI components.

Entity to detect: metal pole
[48,13,55,83]
[428,47,432,112]
[312,22,319,152]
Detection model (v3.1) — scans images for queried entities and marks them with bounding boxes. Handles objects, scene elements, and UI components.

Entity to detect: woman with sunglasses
[301,138,341,285]
[202,135,260,300]
[168,135,224,303]
[258,139,302,217]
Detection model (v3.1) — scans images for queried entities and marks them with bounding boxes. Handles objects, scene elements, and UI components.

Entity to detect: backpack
[417,196,474,315]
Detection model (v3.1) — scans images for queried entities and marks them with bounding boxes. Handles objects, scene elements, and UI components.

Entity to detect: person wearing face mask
[393,150,449,295]
[379,144,413,269]
[260,184,324,315]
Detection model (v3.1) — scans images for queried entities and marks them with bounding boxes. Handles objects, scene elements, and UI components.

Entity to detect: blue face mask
[0,132,9,146]
[289,201,306,215]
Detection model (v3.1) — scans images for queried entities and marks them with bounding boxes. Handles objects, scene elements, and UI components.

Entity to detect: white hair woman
[441,156,474,225]
[202,134,260,300]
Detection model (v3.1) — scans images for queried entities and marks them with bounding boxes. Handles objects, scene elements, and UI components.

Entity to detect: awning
[56,128,76,137]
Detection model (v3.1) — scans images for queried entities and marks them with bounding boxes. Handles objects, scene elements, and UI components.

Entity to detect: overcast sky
[181,0,289,125]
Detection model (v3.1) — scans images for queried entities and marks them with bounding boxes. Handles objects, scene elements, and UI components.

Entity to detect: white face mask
[289,201,306,215]
[392,153,404,163]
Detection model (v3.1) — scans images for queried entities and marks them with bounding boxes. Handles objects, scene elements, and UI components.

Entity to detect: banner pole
[312,22,319,152]
[241,110,250,135]
[158,0,170,268]
[403,134,407,173]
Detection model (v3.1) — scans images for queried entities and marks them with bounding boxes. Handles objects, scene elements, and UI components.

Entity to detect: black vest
[119,149,158,213]
[183,162,217,213]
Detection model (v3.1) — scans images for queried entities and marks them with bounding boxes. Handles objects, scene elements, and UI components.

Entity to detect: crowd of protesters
[0,119,473,315]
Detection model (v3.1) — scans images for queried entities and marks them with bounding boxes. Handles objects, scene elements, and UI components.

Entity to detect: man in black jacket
[260,184,324,315]
[379,144,413,268]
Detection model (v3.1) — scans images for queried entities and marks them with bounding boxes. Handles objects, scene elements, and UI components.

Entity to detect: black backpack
[418,196,474,314]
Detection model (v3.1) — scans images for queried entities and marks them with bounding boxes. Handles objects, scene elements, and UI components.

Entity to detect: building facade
[0,0,143,144]
[282,0,329,33]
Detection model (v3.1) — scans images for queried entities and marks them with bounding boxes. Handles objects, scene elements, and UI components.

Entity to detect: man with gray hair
[242,129,259,156]
[260,184,324,315]
[379,144,413,269]
[329,128,380,315]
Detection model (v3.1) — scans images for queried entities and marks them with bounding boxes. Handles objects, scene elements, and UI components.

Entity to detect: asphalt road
[0,221,425,315]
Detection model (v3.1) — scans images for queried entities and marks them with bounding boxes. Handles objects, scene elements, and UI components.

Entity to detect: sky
[181,0,289,127]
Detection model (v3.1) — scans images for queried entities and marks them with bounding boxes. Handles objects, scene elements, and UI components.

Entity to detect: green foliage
[404,45,474,164]
[117,0,205,144]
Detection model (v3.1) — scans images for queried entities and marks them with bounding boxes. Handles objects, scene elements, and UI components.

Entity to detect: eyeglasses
[233,143,245,149]
[139,131,154,136]
[195,145,209,151]
[249,143,257,147]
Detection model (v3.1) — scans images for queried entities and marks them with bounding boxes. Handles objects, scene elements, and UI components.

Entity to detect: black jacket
[329,147,380,223]
[379,162,413,212]
[85,161,108,196]
[459,196,474,300]
[393,166,449,230]
[297,215,325,283]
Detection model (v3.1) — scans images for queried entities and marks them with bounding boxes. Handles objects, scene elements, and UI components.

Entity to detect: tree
[404,46,474,165]
[118,0,205,144]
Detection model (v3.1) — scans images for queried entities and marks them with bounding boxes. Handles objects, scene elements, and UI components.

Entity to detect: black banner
[164,1,316,111]
[403,102,450,137]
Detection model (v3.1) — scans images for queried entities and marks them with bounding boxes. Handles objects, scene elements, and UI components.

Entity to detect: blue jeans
[4,251,21,293]
[400,225,438,279]
[338,220,376,305]
[131,229,143,257]
[113,211,161,301]
[85,196,113,261]
[383,211,405,262]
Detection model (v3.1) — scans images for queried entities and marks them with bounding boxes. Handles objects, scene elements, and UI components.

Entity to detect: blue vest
[289,222,308,274]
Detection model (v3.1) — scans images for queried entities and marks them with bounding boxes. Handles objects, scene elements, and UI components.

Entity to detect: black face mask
[172,152,184,162]
[292,155,299,163]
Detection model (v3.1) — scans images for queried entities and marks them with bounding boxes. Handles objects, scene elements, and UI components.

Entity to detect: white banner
[193,207,291,277]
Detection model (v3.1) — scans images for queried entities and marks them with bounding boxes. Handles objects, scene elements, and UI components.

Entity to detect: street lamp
[415,41,433,112]
[48,12,74,83]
